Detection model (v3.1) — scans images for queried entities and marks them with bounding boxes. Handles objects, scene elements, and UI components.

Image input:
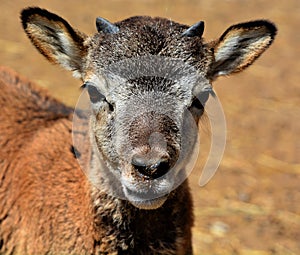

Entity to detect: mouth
[123,186,169,210]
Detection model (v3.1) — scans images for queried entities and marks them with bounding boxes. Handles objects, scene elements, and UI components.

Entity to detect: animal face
[21,7,276,209]
[85,54,208,209]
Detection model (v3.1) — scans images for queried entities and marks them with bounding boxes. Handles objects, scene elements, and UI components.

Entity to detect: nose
[131,154,171,179]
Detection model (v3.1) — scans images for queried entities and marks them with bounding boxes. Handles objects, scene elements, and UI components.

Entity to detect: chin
[122,183,171,210]
[128,194,169,210]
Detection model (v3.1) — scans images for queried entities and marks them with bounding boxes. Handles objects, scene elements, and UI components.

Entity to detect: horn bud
[96,17,119,34]
[182,21,205,37]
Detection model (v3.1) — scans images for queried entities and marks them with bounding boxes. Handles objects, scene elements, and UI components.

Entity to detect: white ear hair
[210,20,277,79]
[21,7,87,79]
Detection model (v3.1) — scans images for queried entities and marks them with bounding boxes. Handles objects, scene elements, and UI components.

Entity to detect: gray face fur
[21,8,277,209]
[86,54,208,208]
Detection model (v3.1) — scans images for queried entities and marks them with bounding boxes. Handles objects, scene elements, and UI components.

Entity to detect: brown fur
[0,66,94,254]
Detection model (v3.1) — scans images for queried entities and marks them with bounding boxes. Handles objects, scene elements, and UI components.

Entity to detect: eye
[83,82,114,111]
[189,91,210,117]
[190,91,210,109]
[86,83,105,103]
[189,97,204,119]
[190,97,204,110]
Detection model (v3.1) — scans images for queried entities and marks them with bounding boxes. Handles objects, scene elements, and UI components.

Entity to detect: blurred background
[0,0,299,254]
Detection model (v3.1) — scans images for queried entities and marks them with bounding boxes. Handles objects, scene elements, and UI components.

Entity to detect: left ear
[209,20,277,79]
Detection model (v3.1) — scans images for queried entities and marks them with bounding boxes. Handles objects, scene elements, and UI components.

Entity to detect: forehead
[99,54,208,99]
[88,16,209,69]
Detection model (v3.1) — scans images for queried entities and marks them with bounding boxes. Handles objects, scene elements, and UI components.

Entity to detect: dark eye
[190,97,204,110]
[83,82,114,111]
[86,84,105,103]
[189,97,204,119]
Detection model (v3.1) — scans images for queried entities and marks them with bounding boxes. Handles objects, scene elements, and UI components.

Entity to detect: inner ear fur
[210,20,277,79]
[21,7,88,77]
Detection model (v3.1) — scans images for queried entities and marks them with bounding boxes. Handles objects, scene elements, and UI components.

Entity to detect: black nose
[131,155,171,179]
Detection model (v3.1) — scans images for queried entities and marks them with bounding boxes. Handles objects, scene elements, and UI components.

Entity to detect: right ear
[21,7,88,78]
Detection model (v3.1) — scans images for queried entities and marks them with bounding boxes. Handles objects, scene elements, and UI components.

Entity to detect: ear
[21,7,88,78]
[209,20,277,79]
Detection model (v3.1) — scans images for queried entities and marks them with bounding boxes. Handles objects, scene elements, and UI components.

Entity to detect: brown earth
[0,0,299,254]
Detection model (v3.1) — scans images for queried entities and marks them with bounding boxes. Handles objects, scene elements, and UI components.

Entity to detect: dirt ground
[0,0,299,254]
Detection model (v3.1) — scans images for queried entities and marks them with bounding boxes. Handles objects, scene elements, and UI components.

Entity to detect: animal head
[21,7,276,209]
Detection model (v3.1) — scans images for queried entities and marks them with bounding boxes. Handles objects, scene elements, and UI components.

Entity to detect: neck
[90,179,193,254]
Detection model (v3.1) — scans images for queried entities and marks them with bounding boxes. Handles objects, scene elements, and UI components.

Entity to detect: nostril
[131,156,170,179]
[152,160,170,179]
